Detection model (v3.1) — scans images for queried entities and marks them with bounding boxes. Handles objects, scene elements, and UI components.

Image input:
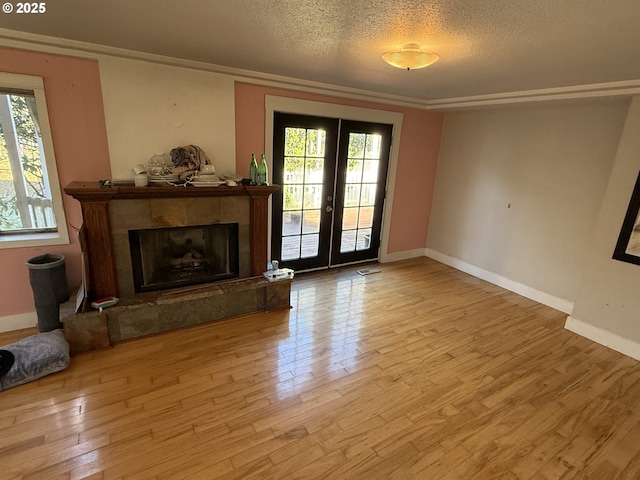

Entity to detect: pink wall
[234,82,443,255]
[0,51,441,323]
[0,47,111,319]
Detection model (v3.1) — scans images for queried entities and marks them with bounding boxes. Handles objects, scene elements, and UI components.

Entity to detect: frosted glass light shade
[382,43,439,71]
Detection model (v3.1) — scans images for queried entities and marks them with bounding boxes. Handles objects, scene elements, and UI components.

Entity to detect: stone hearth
[62,276,291,354]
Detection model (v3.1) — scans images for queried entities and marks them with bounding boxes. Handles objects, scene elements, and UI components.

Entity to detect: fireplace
[62,182,290,354]
[129,223,239,293]
[63,182,280,300]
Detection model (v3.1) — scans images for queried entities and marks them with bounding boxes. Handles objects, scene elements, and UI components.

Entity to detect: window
[0,73,68,248]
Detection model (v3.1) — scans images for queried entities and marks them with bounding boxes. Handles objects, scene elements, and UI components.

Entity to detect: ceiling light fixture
[382,43,439,71]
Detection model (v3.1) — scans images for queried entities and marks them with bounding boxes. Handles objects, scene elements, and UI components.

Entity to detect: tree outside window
[0,90,55,233]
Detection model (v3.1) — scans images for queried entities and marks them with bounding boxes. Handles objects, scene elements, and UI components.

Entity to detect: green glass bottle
[257,154,269,185]
[249,154,258,186]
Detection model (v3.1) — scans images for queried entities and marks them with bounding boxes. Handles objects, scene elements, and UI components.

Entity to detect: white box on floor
[263,268,294,282]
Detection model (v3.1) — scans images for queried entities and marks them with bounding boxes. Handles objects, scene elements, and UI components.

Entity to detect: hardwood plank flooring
[1,257,639,479]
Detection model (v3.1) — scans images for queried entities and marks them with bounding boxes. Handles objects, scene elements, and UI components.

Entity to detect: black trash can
[26,253,69,332]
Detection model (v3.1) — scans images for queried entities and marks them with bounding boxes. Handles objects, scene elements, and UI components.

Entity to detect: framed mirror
[613,170,640,265]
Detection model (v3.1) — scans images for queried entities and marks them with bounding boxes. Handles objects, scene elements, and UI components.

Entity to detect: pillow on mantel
[0,329,70,391]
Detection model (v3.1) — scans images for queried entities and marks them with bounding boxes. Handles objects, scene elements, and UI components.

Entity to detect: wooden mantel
[64,181,280,300]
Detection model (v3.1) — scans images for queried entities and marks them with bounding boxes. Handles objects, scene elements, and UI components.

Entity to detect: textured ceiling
[1,0,640,101]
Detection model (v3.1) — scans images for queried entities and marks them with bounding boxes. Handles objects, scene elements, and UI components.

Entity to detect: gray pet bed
[0,329,70,391]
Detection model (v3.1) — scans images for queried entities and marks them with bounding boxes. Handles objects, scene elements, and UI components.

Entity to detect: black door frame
[271,113,393,271]
[330,119,393,266]
[271,113,339,272]
[265,96,403,272]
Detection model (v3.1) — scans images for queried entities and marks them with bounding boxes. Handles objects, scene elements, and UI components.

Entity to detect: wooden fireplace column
[64,182,280,300]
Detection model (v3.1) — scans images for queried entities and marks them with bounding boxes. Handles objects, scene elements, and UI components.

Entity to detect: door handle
[326,206,333,212]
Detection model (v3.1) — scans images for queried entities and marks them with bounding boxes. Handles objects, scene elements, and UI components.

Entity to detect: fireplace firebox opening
[129,223,239,293]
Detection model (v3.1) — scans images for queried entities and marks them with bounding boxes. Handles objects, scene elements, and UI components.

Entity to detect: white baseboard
[380,248,427,263]
[425,248,574,314]
[565,316,640,361]
[0,311,37,333]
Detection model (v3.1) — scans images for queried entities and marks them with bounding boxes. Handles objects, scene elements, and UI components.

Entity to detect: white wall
[427,99,629,310]
[98,56,237,179]
[567,95,640,359]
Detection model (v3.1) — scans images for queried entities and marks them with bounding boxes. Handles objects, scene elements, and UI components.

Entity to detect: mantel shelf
[64,181,280,201]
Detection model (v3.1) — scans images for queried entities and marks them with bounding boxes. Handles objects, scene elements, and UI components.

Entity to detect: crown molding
[425,80,640,110]
[0,28,429,109]
[0,27,638,111]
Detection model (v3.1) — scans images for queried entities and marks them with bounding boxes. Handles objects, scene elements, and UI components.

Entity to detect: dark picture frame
[613,170,640,265]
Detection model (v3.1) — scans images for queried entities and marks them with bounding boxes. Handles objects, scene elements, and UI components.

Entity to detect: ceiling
[1,0,640,103]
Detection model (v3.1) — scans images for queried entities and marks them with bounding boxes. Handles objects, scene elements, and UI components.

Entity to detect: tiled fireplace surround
[62,182,290,354]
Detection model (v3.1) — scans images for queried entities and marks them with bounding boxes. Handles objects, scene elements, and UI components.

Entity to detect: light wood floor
[1,257,640,479]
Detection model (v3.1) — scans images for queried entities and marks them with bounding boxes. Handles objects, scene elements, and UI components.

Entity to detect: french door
[271,113,392,271]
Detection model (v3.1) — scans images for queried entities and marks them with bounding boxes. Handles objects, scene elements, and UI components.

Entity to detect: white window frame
[0,72,69,249]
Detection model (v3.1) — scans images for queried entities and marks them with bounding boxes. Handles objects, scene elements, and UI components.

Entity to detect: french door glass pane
[282,211,302,235]
[358,207,374,228]
[365,134,382,158]
[301,234,319,258]
[357,229,372,250]
[281,126,326,261]
[360,184,377,206]
[302,210,321,234]
[363,161,380,182]
[344,184,361,207]
[348,133,365,158]
[304,185,322,209]
[284,128,306,155]
[282,236,301,260]
[304,158,324,183]
[306,130,326,157]
[339,132,383,254]
[284,157,304,183]
[283,185,303,210]
[340,230,356,252]
[346,159,363,183]
[342,207,358,230]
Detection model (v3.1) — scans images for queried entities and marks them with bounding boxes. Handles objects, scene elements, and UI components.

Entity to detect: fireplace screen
[129,223,239,293]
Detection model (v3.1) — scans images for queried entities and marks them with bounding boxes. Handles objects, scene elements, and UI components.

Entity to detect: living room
[1,2,640,477]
